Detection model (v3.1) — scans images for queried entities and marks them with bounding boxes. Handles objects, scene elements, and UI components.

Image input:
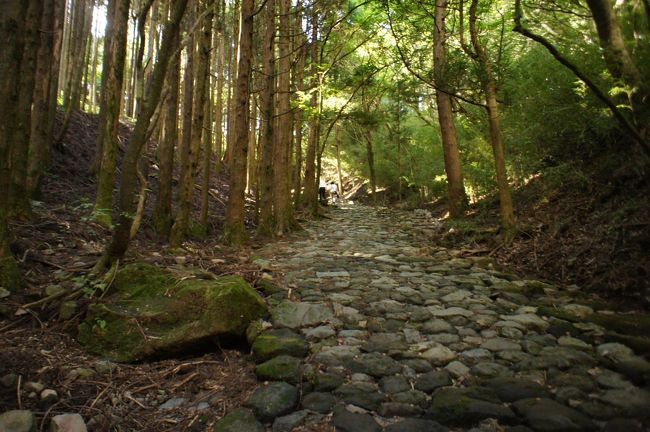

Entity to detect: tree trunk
[273,0,294,234]
[134,0,156,116]
[586,0,649,141]
[8,0,43,219]
[434,0,467,218]
[468,0,515,237]
[256,0,276,238]
[170,0,213,247]
[57,0,94,142]
[199,75,214,229]
[363,129,377,204]
[335,123,344,196]
[0,0,29,292]
[27,0,64,198]
[93,0,131,227]
[97,0,189,272]
[214,2,225,169]
[223,0,253,245]
[302,9,320,215]
[152,31,180,236]
[292,2,305,208]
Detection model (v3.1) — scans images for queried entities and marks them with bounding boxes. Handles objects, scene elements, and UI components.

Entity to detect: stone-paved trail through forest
[228,204,650,432]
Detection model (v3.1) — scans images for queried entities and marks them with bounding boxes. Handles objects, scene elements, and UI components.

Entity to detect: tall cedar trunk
[335,123,344,196]
[180,22,194,174]
[468,0,515,236]
[223,0,253,245]
[0,1,28,291]
[225,0,241,168]
[134,0,156,116]
[199,2,215,229]
[246,97,257,195]
[91,0,116,175]
[170,0,213,247]
[586,0,649,141]
[93,0,131,227]
[434,0,467,218]
[152,31,180,235]
[89,14,101,111]
[8,0,43,218]
[57,0,94,142]
[214,1,225,168]
[256,0,276,237]
[302,9,319,214]
[27,0,64,198]
[292,2,305,208]
[273,0,294,234]
[97,0,189,271]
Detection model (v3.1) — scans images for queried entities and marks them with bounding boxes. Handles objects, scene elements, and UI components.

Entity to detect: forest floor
[1,110,648,431]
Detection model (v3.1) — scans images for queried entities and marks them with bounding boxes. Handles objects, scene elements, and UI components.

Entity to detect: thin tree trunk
[302,9,319,215]
[134,0,156,116]
[224,0,241,169]
[223,0,253,245]
[170,0,213,246]
[468,0,515,237]
[335,123,344,196]
[256,0,276,237]
[96,0,189,272]
[363,129,377,204]
[152,31,180,236]
[214,2,225,169]
[200,12,215,229]
[434,0,467,218]
[92,0,131,227]
[292,2,305,208]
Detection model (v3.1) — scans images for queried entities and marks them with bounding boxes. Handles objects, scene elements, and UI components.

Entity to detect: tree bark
[468,0,515,237]
[170,0,213,247]
[93,0,131,227]
[27,0,65,198]
[0,0,29,291]
[273,0,295,234]
[152,31,180,236]
[302,8,320,215]
[434,0,468,218]
[223,0,253,245]
[256,0,276,238]
[586,0,649,142]
[96,0,189,272]
[8,0,43,218]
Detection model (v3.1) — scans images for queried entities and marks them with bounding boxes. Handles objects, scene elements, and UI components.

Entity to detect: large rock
[50,414,87,432]
[512,398,596,431]
[271,301,333,329]
[426,387,517,427]
[78,263,267,362]
[215,408,265,432]
[244,382,299,422]
[0,410,36,432]
[251,329,309,362]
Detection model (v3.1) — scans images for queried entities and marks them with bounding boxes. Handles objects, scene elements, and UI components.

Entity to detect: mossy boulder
[255,355,302,383]
[78,263,267,362]
[251,328,309,362]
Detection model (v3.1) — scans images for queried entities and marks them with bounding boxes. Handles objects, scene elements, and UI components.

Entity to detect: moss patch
[78,263,267,362]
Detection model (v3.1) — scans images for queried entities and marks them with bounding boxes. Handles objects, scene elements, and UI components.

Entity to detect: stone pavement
[218,204,650,432]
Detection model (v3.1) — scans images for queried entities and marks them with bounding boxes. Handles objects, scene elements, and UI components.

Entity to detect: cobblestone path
[221,205,650,432]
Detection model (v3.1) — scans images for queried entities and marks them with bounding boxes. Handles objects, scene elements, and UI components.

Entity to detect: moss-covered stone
[255,355,302,383]
[78,263,267,362]
[214,408,264,432]
[251,328,309,362]
[255,279,285,296]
